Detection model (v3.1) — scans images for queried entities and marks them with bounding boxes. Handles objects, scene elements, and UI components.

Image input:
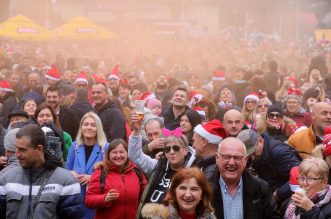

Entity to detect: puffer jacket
[141,203,216,219]
[0,166,83,219]
[288,126,317,159]
[284,108,312,128]
[85,161,147,219]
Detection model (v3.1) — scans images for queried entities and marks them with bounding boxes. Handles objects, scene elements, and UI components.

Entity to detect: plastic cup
[134,100,145,120]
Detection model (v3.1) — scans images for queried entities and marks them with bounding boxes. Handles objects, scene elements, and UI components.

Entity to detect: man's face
[10,115,28,128]
[27,73,40,88]
[92,84,109,107]
[313,103,331,133]
[9,73,19,86]
[46,91,60,110]
[156,75,168,88]
[192,132,206,158]
[145,120,162,142]
[15,136,41,168]
[223,111,244,137]
[128,77,139,87]
[64,92,77,106]
[172,90,188,108]
[216,139,248,185]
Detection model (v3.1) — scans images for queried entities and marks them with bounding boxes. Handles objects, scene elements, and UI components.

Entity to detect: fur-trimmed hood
[255,114,297,135]
[141,203,170,219]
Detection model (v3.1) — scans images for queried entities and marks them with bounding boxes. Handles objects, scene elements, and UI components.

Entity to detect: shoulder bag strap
[29,169,55,219]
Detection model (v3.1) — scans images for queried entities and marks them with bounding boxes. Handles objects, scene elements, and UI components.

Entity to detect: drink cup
[295,188,306,196]
[134,100,145,120]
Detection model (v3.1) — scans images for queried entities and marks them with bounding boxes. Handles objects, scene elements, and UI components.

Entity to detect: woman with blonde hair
[284,158,331,218]
[141,167,216,219]
[66,111,108,219]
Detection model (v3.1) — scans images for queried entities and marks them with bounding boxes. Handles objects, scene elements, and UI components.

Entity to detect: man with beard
[223,109,245,137]
[211,137,278,219]
[45,86,79,139]
[289,102,331,158]
[162,87,189,130]
[92,83,126,142]
[153,74,172,110]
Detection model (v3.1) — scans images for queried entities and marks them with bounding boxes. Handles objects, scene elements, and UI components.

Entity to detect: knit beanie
[146,98,162,110]
[267,104,283,116]
[286,94,302,104]
[4,128,20,152]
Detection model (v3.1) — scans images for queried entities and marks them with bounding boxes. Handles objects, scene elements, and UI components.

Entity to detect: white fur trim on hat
[0,88,13,92]
[74,78,88,84]
[212,76,225,81]
[194,124,222,144]
[108,74,119,80]
[244,94,259,103]
[45,75,61,81]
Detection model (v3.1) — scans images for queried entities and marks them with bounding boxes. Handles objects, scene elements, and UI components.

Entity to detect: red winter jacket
[85,161,146,219]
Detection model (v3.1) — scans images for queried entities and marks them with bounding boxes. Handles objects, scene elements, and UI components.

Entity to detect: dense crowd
[0,34,330,219]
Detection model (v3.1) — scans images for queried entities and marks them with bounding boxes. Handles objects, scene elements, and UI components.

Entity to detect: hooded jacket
[94,100,126,142]
[288,126,317,159]
[85,161,147,219]
[284,108,312,128]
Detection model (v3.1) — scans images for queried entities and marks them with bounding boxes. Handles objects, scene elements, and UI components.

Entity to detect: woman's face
[266,111,283,128]
[310,69,321,81]
[164,140,188,169]
[180,115,192,133]
[23,100,37,116]
[256,101,269,115]
[109,144,128,168]
[119,86,130,99]
[131,89,142,101]
[219,88,233,103]
[175,177,202,214]
[287,98,300,114]
[37,108,54,125]
[81,117,97,139]
[299,171,327,197]
[245,98,257,111]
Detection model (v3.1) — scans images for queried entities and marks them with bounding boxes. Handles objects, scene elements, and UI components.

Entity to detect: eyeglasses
[267,113,282,119]
[258,104,269,108]
[246,100,257,104]
[164,145,182,153]
[297,177,323,184]
[217,153,245,161]
[108,78,119,81]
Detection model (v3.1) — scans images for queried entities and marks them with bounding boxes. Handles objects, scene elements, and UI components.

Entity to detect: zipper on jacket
[122,174,127,219]
[27,170,33,219]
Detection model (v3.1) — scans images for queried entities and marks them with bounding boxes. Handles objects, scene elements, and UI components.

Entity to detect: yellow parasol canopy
[0,15,54,41]
[54,16,118,40]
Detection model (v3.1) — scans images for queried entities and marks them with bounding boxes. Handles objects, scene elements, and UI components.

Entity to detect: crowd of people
[0,34,330,219]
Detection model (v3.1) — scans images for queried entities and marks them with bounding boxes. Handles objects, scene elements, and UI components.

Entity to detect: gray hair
[164,135,189,148]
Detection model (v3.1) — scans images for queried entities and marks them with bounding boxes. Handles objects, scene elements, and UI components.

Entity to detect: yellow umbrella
[54,16,118,40]
[0,15,54,41]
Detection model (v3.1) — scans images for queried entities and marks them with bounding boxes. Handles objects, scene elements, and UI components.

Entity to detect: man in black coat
[237,129,302,202]
[92,83,126,142]
[212,137,279,219]
[45,86,79,139]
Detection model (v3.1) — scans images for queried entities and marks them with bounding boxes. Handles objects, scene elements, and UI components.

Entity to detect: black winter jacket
[211,170,279,219]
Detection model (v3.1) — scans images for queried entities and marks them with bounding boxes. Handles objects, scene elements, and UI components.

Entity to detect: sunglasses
[246,100,257,104]
[267,113,282,119]
[164,145,182,153]
[258,104,268,108]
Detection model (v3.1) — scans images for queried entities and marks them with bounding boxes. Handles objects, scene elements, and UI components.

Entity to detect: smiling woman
[141,167,216,219]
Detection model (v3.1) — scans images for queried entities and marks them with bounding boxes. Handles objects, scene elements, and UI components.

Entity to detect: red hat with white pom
[75,72,88,85]
[45,67,61,81]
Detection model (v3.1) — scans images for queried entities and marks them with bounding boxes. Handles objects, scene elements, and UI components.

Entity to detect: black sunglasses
[164,145,182,153]
[267,113,283,119]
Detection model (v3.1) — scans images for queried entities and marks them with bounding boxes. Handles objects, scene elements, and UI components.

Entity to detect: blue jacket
[253,134,301,201]
[66,142,109,219]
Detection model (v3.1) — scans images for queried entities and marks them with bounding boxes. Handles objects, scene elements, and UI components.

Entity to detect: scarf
[285,185,331,219]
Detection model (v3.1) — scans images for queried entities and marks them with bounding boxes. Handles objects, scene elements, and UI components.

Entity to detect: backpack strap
[133,167,144,200]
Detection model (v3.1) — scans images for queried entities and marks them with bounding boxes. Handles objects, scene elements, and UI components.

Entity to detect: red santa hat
[140,92,156,103]
[0,81,13,92]
[323,127,331,157]
[45,67,61,81]
[192,106,206,117]
[244,92,259,103]
[92,74,107,84]
[194,119,227,144]
[212,70,226,81]
[108,64,120,80]
[289,166,300,192]
[74,72,88,85]
[287,77,298,87]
